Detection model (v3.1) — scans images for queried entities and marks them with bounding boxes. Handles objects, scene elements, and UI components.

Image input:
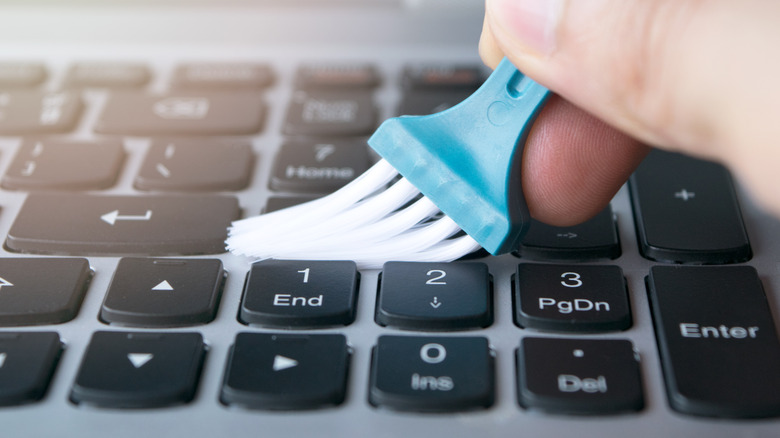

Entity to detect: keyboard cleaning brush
[226,58,550,269]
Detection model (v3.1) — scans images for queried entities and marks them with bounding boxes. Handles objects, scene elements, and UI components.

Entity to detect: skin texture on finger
[521,95,650,226]
[483,0,780,218]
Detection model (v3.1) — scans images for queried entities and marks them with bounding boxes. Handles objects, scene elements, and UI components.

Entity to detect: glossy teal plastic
[368,58,550,254]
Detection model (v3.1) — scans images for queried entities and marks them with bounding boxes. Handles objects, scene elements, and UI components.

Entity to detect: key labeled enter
[239,260,359,328]
[647,266,780,418]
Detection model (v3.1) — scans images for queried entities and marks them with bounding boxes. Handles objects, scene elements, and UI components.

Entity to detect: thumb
[483,0,780,216]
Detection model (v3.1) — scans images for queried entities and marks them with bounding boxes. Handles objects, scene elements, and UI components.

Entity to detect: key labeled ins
[513,264,631,332]
[369,335,494,412]
[239,260,359,328]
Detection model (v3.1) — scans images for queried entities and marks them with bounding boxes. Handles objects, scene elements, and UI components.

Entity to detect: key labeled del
[517,337,644,414]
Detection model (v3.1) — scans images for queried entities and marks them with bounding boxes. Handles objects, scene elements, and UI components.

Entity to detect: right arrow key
[220,333,350,410]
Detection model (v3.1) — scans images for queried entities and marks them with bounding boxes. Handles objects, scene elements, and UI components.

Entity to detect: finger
[522,94,650,226]
[484,0,780,218]
[478,14,505,69]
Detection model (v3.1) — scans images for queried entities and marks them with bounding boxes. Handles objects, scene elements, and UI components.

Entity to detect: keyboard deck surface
[1,4,780,438]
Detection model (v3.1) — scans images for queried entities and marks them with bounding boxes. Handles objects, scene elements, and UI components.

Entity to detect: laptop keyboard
[1,56,779,436]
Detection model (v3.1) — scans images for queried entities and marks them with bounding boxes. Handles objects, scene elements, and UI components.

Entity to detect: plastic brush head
[368,58,549,254]
[226,58,549,269]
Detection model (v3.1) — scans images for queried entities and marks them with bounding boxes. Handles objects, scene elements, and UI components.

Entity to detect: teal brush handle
[368,58,550,254]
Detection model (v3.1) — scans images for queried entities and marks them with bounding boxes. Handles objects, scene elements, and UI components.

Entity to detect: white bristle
[226,159,482,270]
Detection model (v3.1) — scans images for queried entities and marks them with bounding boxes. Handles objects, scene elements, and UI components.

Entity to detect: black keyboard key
[0,332,61,406]
[369,335,494,412]
[517,337,644,414]
[6,194,239,255]
[0,258,91,326]
[0,62,47,87]
[630,150,751,264]
[239,260,359,328]
[100,258,224,327]
[2,139,124,191]
[282,90,376,136]
[269,138,370,193]
[70,331,205,408]
[172,63,274,90]
[513,264,631,332]
[220,333,349,410]
[515,205,620,261]
[401,64,484,90]
[375,262,492,331]
[647,266,780,418]
[264,195,320,213]
[295,64,379,89]
[0,91,82,134]
[397,89,473,116]
[134,139,253,191]
[95,92,266,136]
[64,62,150,88]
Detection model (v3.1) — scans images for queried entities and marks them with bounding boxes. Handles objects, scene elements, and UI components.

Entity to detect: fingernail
[488,0,562,55]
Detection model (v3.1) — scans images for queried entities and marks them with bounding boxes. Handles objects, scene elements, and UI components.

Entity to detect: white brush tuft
[226,159,482,270]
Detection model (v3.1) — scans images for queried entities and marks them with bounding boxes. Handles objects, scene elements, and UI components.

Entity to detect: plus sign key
[629,150,750,263]
[239,260,359,328]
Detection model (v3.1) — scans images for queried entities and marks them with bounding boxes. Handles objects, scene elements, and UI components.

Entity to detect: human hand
[481,0,780,224]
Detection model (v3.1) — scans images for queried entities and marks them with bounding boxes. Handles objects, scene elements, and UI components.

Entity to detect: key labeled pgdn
[538,298,611,314]
[514,264,631,333]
